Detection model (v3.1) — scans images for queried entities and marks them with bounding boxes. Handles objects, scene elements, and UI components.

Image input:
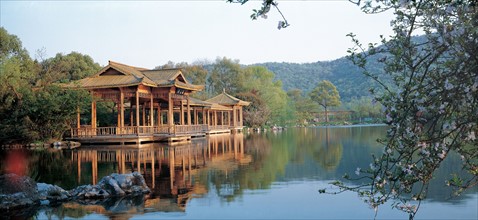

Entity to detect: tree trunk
[325,106,329,123]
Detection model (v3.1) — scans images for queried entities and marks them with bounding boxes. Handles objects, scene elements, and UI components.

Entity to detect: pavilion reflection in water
[68,133,250,214]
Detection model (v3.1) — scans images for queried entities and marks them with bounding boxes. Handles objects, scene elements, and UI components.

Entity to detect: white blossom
[370,163,377,171]
[438,150,447,159]
[386,114,393,123]
[466,131,476,141]
[355,167,361,176]
[277,21,284,30]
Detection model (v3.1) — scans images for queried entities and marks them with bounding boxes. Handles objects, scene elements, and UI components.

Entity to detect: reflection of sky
[160,181,477,219]
[34,181,477,219]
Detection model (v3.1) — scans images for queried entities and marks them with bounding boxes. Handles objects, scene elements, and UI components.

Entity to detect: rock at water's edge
[1,172,151,210]
[0,174,40,210]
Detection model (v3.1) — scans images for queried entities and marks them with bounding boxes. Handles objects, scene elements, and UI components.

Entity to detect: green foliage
[161,58,293,127]
[345,96,383,121]
[287,89,319,125]
[239,66,291,125]
[309,80,341,122]
[0,27,95,144]
[309,80,341,108]
[27,86,91,141]
[208,57,242,94]
[256,58,387,102]
[36,51,101,86]
[236,92,270,128]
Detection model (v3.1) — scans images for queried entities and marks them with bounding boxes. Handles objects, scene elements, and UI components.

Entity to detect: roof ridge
[108,60,149,71]
[142,67,183,71]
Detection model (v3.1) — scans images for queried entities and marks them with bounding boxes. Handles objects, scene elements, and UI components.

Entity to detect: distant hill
[254,36,435,102]
[253,55,387,102]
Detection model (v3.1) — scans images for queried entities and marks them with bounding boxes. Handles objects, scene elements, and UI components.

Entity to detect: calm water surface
[1,126,477,219]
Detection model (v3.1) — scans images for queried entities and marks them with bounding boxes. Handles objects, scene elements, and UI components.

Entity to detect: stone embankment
[0,172,150,211]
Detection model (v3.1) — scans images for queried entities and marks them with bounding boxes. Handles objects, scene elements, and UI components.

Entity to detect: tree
[154,61,209,99]
[0,27,38,143]
[327,1,478,218]
[345,96,383,122]
[239,66,290,125]
[208,57,242,94]
[287,89,319,125]
[309,80,341,123]
[36,51,101,86]
[236,91,270,128]
[0,28,94,144]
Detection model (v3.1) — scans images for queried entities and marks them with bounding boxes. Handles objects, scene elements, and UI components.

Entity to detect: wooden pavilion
[66,61,249,144]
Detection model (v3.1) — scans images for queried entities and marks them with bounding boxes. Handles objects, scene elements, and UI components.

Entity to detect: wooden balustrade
[209,125,230,130]
[70,124,216,137]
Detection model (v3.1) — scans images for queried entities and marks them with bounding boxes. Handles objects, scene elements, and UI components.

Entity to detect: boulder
[1,172,150,211]
[37,182,70,202]
[0,174,40,210]
[70,172,150,200]
[70,185,110,199]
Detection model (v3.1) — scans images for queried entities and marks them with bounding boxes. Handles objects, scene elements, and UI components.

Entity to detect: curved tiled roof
[187,97,230,110]
[68,61,202,91]
[206,91,250,106]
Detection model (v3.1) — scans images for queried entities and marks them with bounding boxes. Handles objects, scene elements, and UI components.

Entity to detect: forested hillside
[255,55,386,102]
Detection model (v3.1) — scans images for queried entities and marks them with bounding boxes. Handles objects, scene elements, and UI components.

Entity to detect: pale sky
[1,0,394,68]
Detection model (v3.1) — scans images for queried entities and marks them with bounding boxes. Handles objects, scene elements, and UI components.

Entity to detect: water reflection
[1,126,476,219]
[64,133,248,215]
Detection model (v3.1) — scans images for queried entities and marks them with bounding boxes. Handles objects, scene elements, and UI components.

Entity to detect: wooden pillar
[233,106,237,127]
[150,93,154,127]
[76,106,81,129]
[187,97,191,126]
[120,88,124,128]
[168,93,174,126]
[180,101,184,125]
[239,107,243,126]
[91,99,97,129]
[117,103,121,128]
[142,102,146,126]
[136,89,140,129]
[130,105,133,126]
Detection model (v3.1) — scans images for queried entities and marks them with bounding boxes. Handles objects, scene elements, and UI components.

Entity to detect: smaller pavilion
[66,61,249,144]
[206,90,250,133]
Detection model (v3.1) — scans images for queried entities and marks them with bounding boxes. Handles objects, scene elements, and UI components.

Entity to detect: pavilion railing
[208,125,231,131]
[70,124,212,137]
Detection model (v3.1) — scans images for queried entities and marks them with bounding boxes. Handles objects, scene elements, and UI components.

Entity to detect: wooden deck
[68,124,244,145]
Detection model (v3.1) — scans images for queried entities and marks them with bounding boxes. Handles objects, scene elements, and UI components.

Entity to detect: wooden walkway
[68,124,243,145]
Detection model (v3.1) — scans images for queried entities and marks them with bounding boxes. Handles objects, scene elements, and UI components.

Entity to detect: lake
[1,126,477,219]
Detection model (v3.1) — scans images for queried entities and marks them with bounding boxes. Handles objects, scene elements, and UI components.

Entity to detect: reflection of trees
[0,148,78,189]
[312,128,344,171]
[314,141,343,171]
